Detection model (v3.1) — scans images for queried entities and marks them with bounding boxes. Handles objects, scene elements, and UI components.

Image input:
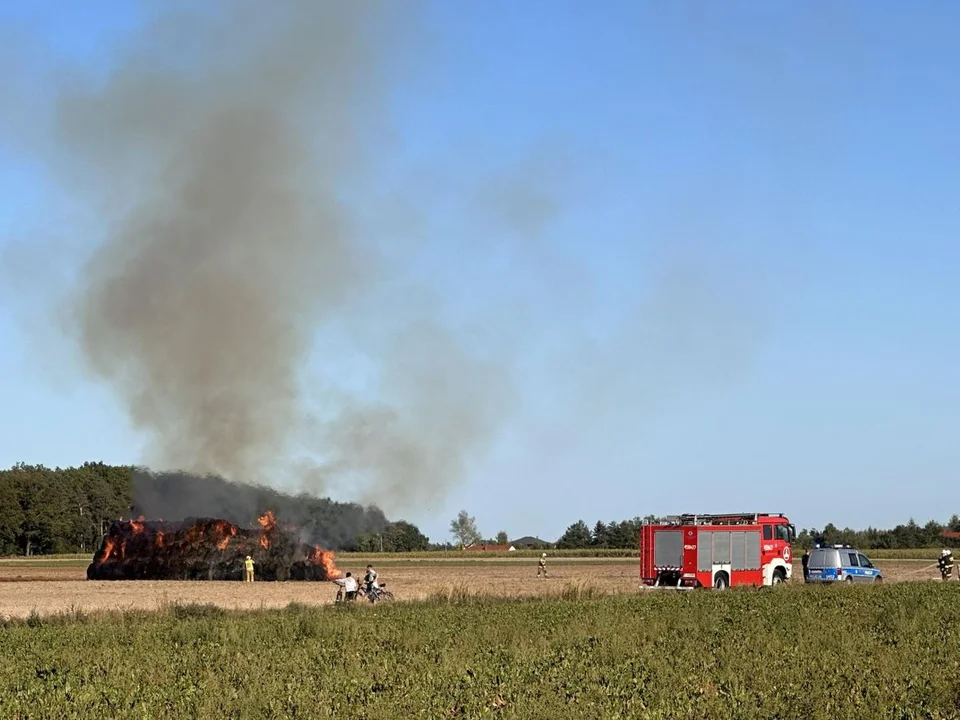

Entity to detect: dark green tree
[384,520,430,552]
[948,515,960,533]
[556,520,592,549]
[591,521,608,547]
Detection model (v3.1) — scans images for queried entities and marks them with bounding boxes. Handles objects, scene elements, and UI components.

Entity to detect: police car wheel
[874,576,883,584]
[844,575,854,583]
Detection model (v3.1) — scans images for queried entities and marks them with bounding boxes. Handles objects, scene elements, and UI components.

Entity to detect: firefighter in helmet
[244,555,255,582]
[537,552,547,579]
[938,549,954,581]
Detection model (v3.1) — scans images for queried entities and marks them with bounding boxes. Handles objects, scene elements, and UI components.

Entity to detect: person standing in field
[244,555,255,582]
[938,549,954,581]
[363,564,379,595]
[333,572,359,600]
[537,552,547,579]
[801,549,810,581]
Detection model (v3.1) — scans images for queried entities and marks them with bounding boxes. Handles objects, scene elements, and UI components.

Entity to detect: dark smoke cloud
[130,469,389,550]
[2,2,806,523]
[2,1,519,515]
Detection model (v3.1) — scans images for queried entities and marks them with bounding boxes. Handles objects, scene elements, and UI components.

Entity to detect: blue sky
[2,1,959,544]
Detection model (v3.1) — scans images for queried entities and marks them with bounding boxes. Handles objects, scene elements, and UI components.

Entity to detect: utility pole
[379,533,383,552]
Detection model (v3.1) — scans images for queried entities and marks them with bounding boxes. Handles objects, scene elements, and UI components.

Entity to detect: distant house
[464,543,515,552]
[510,536,553,549]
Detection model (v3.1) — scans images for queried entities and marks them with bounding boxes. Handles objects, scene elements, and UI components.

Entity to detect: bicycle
[334,586,360,602]
[364,582,395,603]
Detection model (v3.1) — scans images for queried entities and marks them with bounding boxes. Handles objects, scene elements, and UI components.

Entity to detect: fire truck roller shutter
[654,530,683,569]
[697,531,712,573]
[712,532,731,564]
[731,532,747,570]
[711,531,732,587]
[745,531,761,570]
[699,531,734,571]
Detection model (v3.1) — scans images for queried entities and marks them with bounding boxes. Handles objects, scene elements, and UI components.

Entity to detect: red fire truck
[639,512,796,589]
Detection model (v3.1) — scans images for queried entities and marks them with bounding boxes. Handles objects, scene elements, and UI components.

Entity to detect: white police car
[804,544,883,584]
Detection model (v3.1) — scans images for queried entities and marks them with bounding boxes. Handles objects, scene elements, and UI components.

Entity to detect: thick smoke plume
[1,3,802,527]
[19,1,514,512]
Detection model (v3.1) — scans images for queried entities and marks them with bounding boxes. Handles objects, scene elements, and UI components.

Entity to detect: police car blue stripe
[804,544,882,583]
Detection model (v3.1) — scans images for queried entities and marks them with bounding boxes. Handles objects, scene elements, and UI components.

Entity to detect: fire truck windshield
[775,524,795,543]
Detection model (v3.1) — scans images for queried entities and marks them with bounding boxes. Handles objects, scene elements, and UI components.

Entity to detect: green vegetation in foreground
[3,584,960,719]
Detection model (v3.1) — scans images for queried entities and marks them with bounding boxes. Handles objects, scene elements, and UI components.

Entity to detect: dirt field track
[0,556,943,620]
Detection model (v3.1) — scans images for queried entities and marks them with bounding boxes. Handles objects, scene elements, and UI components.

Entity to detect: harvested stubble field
[0,556,944,620]
[2,582,960,719]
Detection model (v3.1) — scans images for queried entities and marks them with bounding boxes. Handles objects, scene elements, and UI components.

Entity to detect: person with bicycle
[332,572,359,601]
[363,564,379,596]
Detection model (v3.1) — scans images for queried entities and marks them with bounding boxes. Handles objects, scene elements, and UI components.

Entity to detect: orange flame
[217,526,237,551]
[309,546,342,579]
[257,510,277,549]
[155,531,165,548]
[257,510,277,532]
[99,537,117,562]
[129,520,144,535]
[119,540,127,559]
[210,519,238,551]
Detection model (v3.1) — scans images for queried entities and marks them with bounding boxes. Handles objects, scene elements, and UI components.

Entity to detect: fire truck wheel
[771,568,786,585]
[713,572,729,590]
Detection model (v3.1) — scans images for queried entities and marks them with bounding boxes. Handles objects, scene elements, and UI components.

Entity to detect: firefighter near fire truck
[938,549,954,581]
[639,512,796,589]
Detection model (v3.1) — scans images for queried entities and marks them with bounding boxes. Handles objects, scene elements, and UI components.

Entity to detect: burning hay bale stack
[86,511,341,581]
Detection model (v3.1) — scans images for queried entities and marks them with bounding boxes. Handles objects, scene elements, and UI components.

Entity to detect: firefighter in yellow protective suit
[537,552,547,579]
[244,555,255,582]
[938,549,954,581]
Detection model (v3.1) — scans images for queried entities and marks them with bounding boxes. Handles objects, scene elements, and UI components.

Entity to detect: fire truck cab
[640,512,796,589]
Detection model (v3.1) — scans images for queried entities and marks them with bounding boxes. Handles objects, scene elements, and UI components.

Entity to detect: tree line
[794,518,960,550]
[551,515,960,551]
[0,463,430,556]
[4,462,957,556]
[554,517,667,549]
[0,462,131,555]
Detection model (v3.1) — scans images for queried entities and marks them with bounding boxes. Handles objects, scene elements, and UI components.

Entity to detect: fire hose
[903,561,951,578]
